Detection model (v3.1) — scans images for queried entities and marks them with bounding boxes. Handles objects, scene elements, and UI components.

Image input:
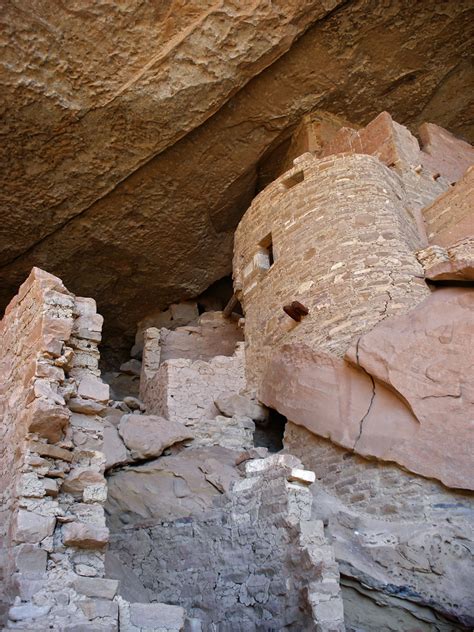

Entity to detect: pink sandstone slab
[260,344,371,449]
[416,239,474,282]
[118,414,194,460]
[261,288,474,490]
[346,287,474,489]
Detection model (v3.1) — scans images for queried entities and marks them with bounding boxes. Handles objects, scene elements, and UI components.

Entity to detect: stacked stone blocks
[0,268,115,630]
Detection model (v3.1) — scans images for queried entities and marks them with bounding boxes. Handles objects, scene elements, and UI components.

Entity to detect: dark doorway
[253,408,287,453]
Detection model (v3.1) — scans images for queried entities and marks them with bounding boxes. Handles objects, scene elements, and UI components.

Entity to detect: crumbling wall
[141,332,246,424]
[321,112,473,186]
[234,152,432,388]
[0,268,117,630]
[109,454,345,632]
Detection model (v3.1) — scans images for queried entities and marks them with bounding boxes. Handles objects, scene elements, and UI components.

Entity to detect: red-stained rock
[62,522,109,550]
[260,344,370,449]
[346,287,474,489]
[261,288,474,490]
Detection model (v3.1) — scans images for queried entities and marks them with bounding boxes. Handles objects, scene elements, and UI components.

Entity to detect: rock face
[1,2,472,347]
[105,447,242,530]
[417,238,474,282]
[285,423,474,631]
[261,287,474,490]
[422,165,474,246]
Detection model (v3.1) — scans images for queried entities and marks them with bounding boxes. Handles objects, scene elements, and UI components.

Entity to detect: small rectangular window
[282,170,304,189]
[255,233,274,271]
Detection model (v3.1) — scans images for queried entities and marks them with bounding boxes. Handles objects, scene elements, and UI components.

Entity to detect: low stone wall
[0,268,116,630]
[110,454,345,632]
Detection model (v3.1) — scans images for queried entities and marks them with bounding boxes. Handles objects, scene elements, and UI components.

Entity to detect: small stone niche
[256,233,274,271]
[282,169,305,189]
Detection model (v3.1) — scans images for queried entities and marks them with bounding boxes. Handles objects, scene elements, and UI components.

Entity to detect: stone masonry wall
[0,268,118,631]
[141,332,246,424]
[423,165,474,247]
[110,454,345,632]
[233,152,434,388]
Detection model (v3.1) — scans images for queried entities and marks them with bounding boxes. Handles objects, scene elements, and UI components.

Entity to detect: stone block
[78,375,110,402]
[288,468,316,485]
[103,421,129,470]
[69,397,107,414]
[74,576,118,599]
[30,439,74,462]
[15,577,47,600]
[215,393,267,422]
[120,359,142,376]
[28,398,70,442]
[9,603,51,621]
[63,522,109,549]
[79,599,119,620]
[14,509,56,544]
[62,468,105,495]
[14,544,48,577]
[129,602,186,630]
[118,414,193,460]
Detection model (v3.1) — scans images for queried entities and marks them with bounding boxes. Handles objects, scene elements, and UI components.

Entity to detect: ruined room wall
[285,422,474,630]
[141,332,246,424]
[322,112,473,186]
[233,152,432,388]
[109,454,345,632]
[0,268,118,630]
[423,166,474,247]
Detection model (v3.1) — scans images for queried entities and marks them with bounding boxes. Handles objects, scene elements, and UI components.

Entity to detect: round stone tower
[233,152,430,389]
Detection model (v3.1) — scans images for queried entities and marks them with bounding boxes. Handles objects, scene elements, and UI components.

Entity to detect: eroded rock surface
[105,447,241,530]
[261,287,474,490]
[118,414,193,461]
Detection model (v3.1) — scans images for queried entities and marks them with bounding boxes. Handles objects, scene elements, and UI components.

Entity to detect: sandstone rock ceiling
[1,0,473,350]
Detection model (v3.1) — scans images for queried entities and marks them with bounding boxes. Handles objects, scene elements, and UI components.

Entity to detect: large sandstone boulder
[105,446,241,530]
[118,414,193,460]
[261,287,474,490]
